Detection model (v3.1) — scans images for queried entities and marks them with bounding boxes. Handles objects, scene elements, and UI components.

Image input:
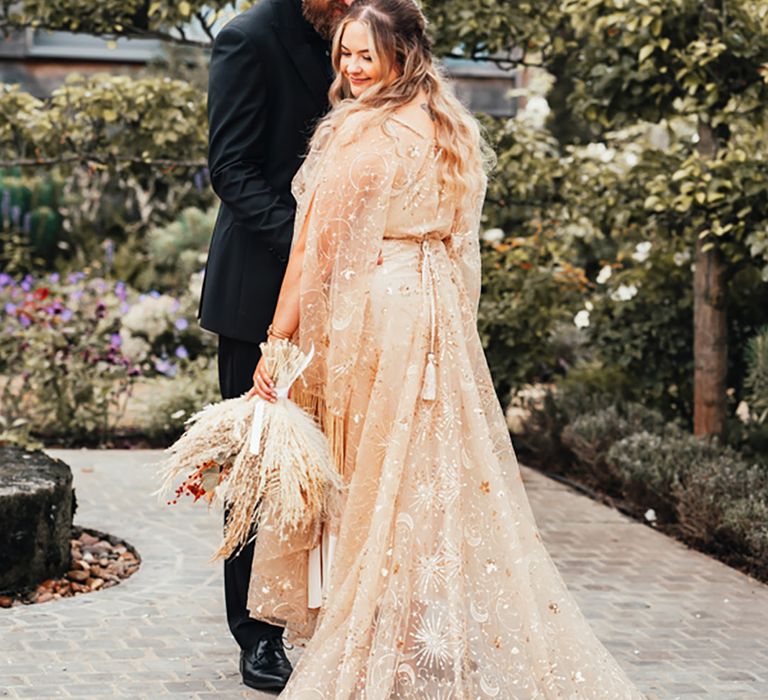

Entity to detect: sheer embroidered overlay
[247,111,647,698]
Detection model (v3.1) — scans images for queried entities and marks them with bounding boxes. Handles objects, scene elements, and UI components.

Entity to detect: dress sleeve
[445,178,487,318]
[294,115,399,415]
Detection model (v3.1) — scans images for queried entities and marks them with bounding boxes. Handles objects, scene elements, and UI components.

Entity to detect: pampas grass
[158,339,341,560]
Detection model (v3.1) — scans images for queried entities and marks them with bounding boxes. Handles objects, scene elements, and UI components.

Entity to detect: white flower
[585,300,594,311]
[632,241,652,263]
[122,294,177,340]
[519,95,550,128]
[644,508,657,523]
[735,400,751,424]
[573,310,590,328]
[624,152,639,168]
[673,250,691,267]
[482,228,505,244]
[562,217,597,240]
[610,284,638,302]
[583,142,614,163]
[596,265,613,284]
[119,331,151,361]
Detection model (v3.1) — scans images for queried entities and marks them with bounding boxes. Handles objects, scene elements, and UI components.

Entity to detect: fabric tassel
[292,381,348,480]
[421,352,437,401]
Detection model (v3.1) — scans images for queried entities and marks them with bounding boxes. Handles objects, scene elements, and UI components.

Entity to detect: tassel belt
[380,236,442,401]
[380,235,443,402]
[419,238,440,402]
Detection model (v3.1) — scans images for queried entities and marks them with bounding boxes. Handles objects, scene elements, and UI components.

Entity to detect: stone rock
[79,532,99,546]
[0,447,75,593]
[66,570,89,583]
[1,526,141,605]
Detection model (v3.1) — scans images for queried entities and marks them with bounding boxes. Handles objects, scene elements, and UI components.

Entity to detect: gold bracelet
[267,323,292,340]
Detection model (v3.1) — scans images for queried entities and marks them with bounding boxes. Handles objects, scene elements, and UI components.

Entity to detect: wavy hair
[309,0,494,201]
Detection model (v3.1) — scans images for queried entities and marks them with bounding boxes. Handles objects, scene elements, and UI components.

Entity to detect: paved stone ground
[2,450,767,700]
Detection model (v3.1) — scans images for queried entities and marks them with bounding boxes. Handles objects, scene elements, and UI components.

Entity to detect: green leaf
[639,44,655,63]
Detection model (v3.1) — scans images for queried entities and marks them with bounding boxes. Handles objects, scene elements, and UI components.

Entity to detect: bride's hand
[248,356,277,402]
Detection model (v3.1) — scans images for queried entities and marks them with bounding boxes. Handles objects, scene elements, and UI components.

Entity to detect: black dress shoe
[240,634,293,691]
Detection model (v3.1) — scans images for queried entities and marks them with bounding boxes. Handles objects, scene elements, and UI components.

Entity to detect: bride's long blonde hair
[310,0,493,201]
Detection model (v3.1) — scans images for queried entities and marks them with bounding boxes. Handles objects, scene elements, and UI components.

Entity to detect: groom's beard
[302,0,347,40]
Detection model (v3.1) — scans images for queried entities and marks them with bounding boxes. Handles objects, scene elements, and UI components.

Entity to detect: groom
[198,0,352,691]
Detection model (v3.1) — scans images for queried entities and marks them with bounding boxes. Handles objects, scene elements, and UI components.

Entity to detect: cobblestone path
[1,450,766,699]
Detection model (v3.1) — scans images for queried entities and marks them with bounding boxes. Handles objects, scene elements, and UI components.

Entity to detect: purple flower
[10,205,21,228]
[70,289,84,302]
[61,309,73,322]
[171,298,180,313]
[0,272,11,287]
[48,273,60,284]
[149,290,161,299]
[4,303,17,315]
[174,318,189,331]
[114,281,127,301]
[174,345,189,360]
[110,333,122,348]
[20,315,31,327]
[119,301,130,314]
[20,278,32,292]
[67,272,85,284]
[154,358,177,377]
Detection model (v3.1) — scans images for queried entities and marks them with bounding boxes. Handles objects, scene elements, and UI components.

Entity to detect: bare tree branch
[0,155,208,168]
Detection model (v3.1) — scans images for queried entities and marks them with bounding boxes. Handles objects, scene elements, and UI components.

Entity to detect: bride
[248,0,647,696]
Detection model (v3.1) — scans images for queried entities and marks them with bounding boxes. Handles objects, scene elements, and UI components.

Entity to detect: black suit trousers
[218,334,284,648]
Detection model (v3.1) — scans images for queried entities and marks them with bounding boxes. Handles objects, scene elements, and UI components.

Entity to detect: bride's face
[340,21,397,97]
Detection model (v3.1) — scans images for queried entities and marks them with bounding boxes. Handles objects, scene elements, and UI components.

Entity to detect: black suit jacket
[198,0,332,343]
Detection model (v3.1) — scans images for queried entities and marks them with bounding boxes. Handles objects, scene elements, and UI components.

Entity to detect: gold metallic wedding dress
[247,109,647,699]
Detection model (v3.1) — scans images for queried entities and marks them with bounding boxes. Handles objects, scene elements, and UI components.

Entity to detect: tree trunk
[693,237,727,437]
[693,122,727,438]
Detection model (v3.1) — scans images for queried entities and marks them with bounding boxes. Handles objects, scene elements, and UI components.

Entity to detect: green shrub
[0,275,137,443]
[513,382,617,471]
[585,246,695,420]
[0,270,215,445]
[134,358,219,443]
[479,230,586,403]
[138,206,215,292]
[675,454,767,549]
[562,403,669,491]
[721,496,768,565]
[745,325,768,423]
[607,429,768,559]
[606,431,686,521]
